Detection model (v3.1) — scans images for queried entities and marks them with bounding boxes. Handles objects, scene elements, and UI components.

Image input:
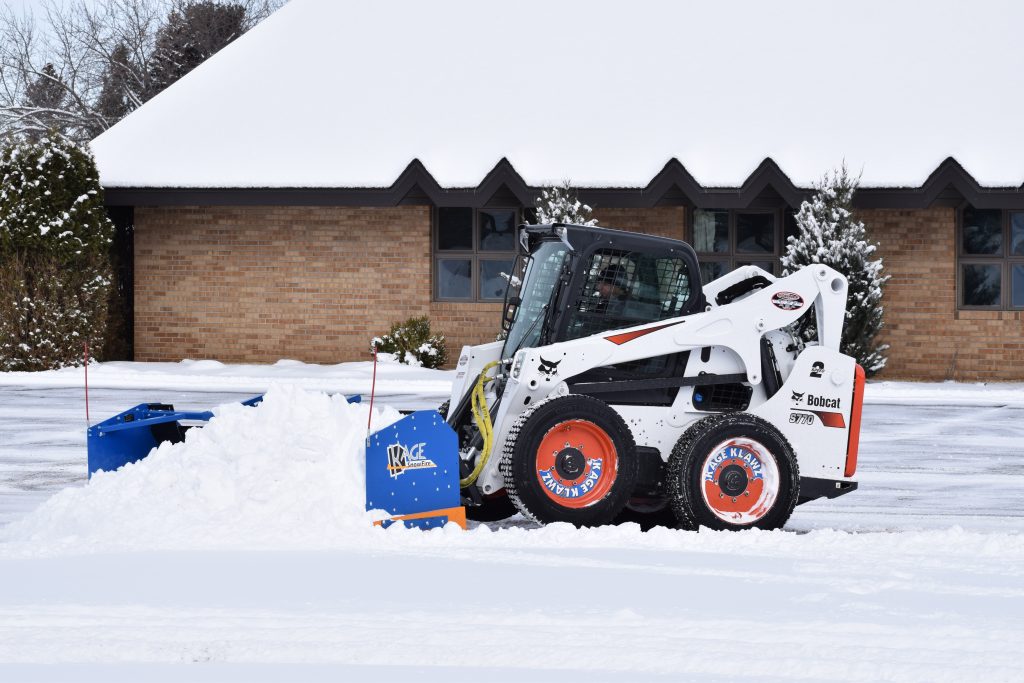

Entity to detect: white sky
[2,0,91,13]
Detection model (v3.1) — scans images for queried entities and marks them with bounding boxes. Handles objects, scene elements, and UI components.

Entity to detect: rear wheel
[500,395,638,526]
[667,413,799,531]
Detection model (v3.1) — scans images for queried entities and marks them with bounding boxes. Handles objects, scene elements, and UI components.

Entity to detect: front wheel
[667,413,799,531]
[500,395,639,526]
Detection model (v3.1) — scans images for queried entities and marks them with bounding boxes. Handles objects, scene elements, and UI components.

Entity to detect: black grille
[692,382,752,413]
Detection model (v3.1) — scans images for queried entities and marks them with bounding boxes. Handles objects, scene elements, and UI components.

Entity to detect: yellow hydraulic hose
[459,360,500,488]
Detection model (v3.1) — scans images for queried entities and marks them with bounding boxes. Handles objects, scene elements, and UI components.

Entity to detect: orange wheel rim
[700,438,780,525]
[535,419,618,508]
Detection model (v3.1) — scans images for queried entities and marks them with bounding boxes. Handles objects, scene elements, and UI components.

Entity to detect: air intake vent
[692,383,752,413]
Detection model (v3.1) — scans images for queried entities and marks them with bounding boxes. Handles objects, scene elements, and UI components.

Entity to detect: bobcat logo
[538,357,562,377]
[791,391,805,404]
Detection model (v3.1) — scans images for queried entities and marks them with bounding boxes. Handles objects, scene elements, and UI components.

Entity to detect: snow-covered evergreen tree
[145,2,247,101]
[781,165,889,375]
[534,180,597,226]
[0,135,114,370]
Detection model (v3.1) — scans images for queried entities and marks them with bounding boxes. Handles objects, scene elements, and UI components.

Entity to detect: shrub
[371,316,448,369]
[0,135,114,370]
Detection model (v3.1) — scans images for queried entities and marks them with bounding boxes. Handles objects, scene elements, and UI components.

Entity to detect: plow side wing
[365,410,464,529]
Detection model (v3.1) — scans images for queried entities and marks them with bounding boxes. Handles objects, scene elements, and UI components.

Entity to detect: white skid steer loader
[88,222,863,532]
[439,223,864,530]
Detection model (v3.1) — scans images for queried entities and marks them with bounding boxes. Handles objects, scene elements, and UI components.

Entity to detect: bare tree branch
[0,0,286,144]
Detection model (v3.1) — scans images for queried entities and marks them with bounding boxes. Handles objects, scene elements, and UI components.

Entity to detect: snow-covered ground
[0,361,1022,682]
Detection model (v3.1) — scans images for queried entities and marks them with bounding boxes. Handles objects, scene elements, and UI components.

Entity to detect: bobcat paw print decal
[538,357,562,377]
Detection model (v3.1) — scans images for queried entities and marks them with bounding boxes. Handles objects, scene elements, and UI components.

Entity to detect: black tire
[465,491,518,522]
[667,413,799,531]
[614,500,679,531]
[499,395,639,526]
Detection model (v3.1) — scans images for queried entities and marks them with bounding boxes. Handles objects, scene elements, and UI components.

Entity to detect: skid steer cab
[436,223,864,531]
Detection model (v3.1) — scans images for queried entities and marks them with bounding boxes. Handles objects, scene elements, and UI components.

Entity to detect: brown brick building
[92,1,1024,380]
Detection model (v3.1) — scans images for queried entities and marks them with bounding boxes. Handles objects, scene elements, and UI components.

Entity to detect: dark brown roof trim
[104,156,1024,210]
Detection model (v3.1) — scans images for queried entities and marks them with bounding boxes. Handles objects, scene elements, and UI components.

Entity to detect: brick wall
[862,208,1024,381]
[134,206,434,363]
[591,206,687,240]
[133,204,1023,379]
[133,206,688,364]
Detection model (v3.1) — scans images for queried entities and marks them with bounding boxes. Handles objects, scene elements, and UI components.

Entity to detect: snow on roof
[91,0,1024,190]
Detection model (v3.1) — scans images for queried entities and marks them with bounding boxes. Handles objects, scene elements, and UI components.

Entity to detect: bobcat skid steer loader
[438,223,864,531]
[87,222,863,532]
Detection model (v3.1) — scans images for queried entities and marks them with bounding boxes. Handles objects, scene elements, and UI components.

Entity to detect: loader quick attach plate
[365,410,465,530]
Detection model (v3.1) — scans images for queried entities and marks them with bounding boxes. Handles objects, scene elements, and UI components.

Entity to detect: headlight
[511,352,525,379]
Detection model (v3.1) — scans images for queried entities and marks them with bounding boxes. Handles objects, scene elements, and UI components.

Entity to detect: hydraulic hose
[460,360,501,488]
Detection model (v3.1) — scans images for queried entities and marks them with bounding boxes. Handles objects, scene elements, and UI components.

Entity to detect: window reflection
[961,264,1001,307]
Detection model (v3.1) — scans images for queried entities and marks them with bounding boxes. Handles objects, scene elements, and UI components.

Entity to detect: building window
[691,209,798,282]
[434,207,519,301]
[958,206,1024,309]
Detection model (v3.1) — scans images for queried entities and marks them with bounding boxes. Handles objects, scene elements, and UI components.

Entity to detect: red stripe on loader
[812,411,846,428]
[604,320,683,345]
[845,364,866,477]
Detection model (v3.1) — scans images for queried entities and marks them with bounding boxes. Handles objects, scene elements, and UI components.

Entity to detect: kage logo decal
[703,444,765,484]
[771,291,804,311]
[386,441,436,479]
[539,458,603,498]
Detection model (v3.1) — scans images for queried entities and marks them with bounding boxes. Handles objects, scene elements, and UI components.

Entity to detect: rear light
[845,364,866,477]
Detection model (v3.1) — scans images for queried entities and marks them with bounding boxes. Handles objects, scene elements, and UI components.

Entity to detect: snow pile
[1,385,405,552]
[91,0,1024,189]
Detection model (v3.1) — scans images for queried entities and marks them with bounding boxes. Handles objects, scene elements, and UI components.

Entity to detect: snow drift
[1,385,405,552]
[5,383,1024,562]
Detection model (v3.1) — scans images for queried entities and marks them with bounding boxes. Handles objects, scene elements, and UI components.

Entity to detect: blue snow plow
[365,410,466,529]
[86,396,465,530]
[87,395,268,477]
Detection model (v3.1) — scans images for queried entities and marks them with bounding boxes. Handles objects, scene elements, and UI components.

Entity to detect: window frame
[690,207,795,279]
[432,207,520,303]
[956,207,1024,310]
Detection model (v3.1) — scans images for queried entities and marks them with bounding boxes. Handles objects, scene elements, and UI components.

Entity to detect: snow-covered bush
[781,165,890,375]
[371,316,448,369]
[534,180,597,226]
[0,135,114,371]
